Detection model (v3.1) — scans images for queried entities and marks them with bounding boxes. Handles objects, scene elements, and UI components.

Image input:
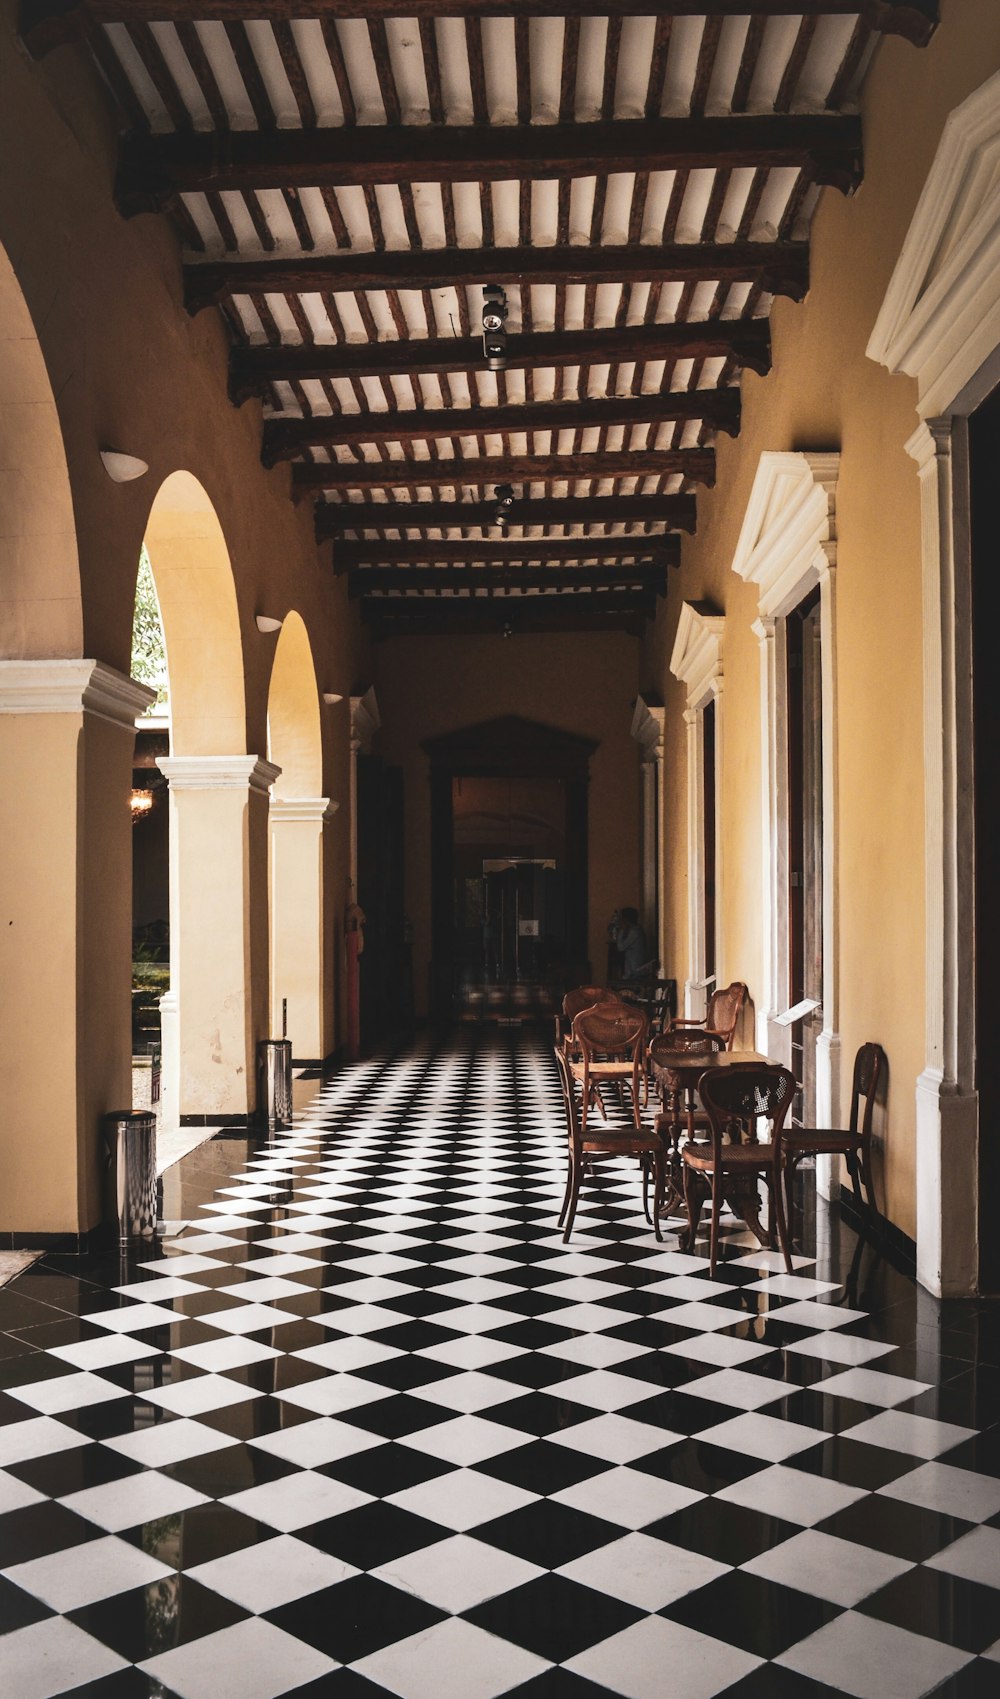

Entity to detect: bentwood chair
[555,1043,665,1243]
[668,981,748,1052]
[683,1063,797,1274]
[570,1000,649,1133]
[555,985,613,1050]
[781,1042,886,1231]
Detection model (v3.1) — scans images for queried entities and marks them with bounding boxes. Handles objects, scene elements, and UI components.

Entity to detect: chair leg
[641,1156,652,1225]
[652,1151,664,1242]
[682,1161,701,1254]
[557,1153,574,1228]
[708,1169,723,1278]
[772,1158,793,1273]
[783,1155,798,1248]
[562,1150,583,1243]
[846,1149,864,1214]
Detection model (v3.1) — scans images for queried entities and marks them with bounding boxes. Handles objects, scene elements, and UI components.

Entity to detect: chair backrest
[649,1029,725,1067]
[698,1064,797,1149]
[563,985,612,1023]
[573,1000,649,1061]
[705,981,748,1048]
[850,1042,886,1137]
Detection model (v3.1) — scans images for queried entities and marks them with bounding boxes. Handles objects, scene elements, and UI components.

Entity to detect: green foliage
[131,546,169,710]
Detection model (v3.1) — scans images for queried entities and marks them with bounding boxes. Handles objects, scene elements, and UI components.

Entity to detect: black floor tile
[320,1441,453,1498]
[487,1390,595,1436]
[857,1565,1000,1654]
[648,1499,800,1565]
[67,1576,248,1662]
[300,1500,446,1567]
[662,1568,843,1658]
[633,1436,767,1495]
[477,1439,612,1494]
[817,1494,974,1561]
[267,1574,446,1662]
[475,1499,622,1568]
[465,1573,642,1661]
[0,1501,98,1567]
[0,1572,54,1634]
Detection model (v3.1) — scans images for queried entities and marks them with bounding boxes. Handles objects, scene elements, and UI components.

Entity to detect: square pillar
[157,755,278,1123]
[0,660,154,1239]
[270,797,338,1065]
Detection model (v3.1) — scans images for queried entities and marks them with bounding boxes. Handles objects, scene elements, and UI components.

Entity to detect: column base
[916,1067,979,1297]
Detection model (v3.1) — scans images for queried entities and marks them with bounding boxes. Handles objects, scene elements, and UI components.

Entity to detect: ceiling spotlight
[502,621,514,640]
[255,614,283,634]
[100,449,149,483]
[494,484,516,527]
[482,284,508,371]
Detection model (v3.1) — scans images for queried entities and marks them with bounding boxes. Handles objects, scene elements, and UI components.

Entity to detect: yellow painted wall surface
[374,631,643,1014]
[642,0,1000,1243]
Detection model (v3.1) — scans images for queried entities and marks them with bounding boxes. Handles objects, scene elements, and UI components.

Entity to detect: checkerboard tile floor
[1,1031,999,1698]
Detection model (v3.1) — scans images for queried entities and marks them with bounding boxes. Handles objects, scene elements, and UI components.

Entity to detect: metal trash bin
[257,1038,293,1130]
[104,1110,158,1244]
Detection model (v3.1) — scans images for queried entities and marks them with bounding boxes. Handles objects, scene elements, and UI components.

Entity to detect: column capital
[157,755,281,793]
[906,416,953,475]
[0,659,155,728]
[270,796,338,824]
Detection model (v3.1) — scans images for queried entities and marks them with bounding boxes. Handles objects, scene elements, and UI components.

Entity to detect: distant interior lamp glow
[101,449,149,483]
[255,615,283,634]
[322,693,343,706]
[130,789,154,820]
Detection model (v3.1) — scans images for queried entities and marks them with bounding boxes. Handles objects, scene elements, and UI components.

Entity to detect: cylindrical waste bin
[257,1038,293,1129]
[104,1110,158,1244]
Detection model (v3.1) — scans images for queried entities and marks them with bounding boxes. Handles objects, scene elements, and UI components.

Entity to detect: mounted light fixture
[482,284,508,371]
[101,449,149,483]
[494,484,516,528]
[322,692,343,706]
[255,614,283,634]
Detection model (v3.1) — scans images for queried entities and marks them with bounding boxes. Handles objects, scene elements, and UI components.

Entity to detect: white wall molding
[0,659,155,728]
[349,686,380,756]
[736,453,841,1179]
[270,797,339,826]
[630,696,666,973]
[157,755,281,794]
[670,601,725,712]
[671,608,725,1018]
[868,69,1000,419]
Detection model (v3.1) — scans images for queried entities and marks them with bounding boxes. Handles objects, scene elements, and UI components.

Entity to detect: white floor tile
[559,1533,730,1610]
[645,1275,738,1300]
[843,1410,977,1459]
[387,1466,536,1531]
[274,1374,392,1416]
[541,1302,630,1334]
[113,1276,207,1301]
[695,1411,826,1461]
[0,1416,91,1467]
[221,1468,371,1530]
[87,1301,182,1332]
[3,1532,174,1610]
[552,1413,678,1464]
[552,1465,703,1528]
[768,1299,866,1328]
[809,1366,931,1406]
[416,1335,527,1370]
[776,1610,973,1698]
[143,1373,264,1416]
[140,1617,337,1699]
[728,1248,815,1271]
[48,1334,163,1370]
[240,1253,322,1275]
[680,1367,791,1410]
[553,1370,662,1412]
[656,1301,746,1333]
[924,1524,1000,1588]
[9,1372,130,1414]
[566,1614,761,1699]
[0,1470,45,1514]
[169,1336,281,1372]
[353,1615,549,1699]
[103,1417,234,1468]
[716,1462,867,1525]
[784,1333,896,1365]
[213,1275,311,1302]
[538,1334,645,1369]
[0,1616,128,1699]
[401,1415,528,1467]
[879,1460,1000,1523]
[373,1532,543,1612]
[248,1417,383,1467]
[291,1336,402,1371]
[306,1302,407,1335]
[195,1302,300,1335]
[187,1533,357,1612]
[662,1333,775,1367]
[745,1273,841,1298]
[61,1469,208,1531]
[742,1527,913,1606]
[411,1371,526,1414]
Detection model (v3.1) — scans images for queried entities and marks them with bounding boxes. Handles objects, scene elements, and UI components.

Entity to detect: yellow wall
[374,630,643,1014]
[643,0,1000,1243]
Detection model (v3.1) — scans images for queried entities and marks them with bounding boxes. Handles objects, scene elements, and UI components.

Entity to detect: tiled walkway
[1,1033,999,1698]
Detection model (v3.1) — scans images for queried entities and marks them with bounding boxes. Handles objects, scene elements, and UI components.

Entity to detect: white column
[907,418,978,1296]
[753,616,787,1061]
[270,796,338,1064]
[684,706,707,1018]
[157,755,280,1123]
[0,660,154,1236]
[815,554,841,1195]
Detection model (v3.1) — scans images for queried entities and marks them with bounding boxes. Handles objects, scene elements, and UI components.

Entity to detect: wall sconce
[101,449,149,483]
[255,614,283,634]
[482,284,508,371]
[322,693,344,706]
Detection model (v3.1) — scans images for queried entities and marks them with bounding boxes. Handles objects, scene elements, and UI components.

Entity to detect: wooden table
[649,1048,775,1245]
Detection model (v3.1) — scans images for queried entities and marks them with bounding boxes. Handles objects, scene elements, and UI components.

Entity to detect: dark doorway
[424,716,596,1022]
[356,753,409,1043]
[969,382,1000,1292]
[787,586,824,1128]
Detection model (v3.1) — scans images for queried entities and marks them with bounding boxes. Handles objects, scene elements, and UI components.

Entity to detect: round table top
[649,1048,773,1083]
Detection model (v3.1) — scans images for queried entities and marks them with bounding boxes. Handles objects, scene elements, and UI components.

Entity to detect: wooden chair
[781,1041,886,1231]
[555,985,613,1050]
[644,1028,725,1222]
[669,981,748,1051]
[683,1063,797,1274]
[555,1043,665,1243]
[570,1000,649,1133]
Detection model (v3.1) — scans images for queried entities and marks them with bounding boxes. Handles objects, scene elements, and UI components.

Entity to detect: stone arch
[0,239,82,658]
[141,470,246,755]
[266,611,334,1063]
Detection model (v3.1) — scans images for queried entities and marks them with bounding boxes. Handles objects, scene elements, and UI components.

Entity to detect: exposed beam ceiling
[231,323,772,404]
[335,536,681,569]
[19,2,941,58]
[350,562,669,596]
[185,243,809,313]
[315,495,699,539]
[362,595,658,638]
[118,115,862,214]
[264,390,740,466]
[294,447,716,494]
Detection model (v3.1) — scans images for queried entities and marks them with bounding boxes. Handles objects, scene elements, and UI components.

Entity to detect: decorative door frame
[867,69,1000,1295]
[630,694,666,976]
[669,602,725,1019]
[732,452,842,1191]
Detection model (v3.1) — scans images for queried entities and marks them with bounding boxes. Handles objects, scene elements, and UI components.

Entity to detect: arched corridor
[1,1029,996,1697]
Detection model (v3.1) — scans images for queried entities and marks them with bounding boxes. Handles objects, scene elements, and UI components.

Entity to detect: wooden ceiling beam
[363,594,658,638]
[335,535,681,570]
[117,115,862,213]
[294,446,715,494]
[350,562,669,595]
[20,4,941,59]
[187,243,808,311]
[316,493,698,538]
[263,390,740,466]
[230,320,772,402]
